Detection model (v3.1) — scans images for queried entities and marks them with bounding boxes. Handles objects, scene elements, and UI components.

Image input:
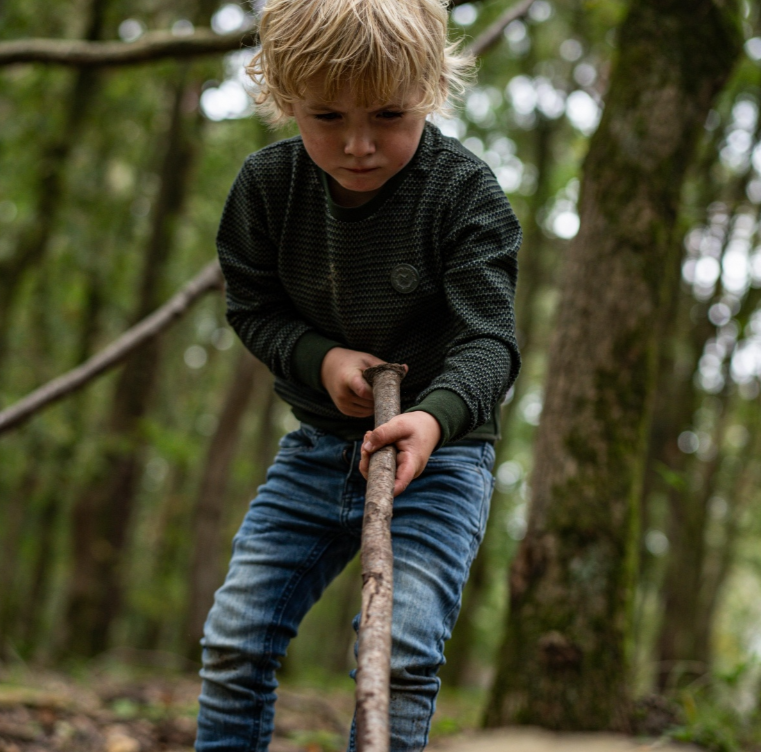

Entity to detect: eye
[314,112,340,121]
[378,110,404,120]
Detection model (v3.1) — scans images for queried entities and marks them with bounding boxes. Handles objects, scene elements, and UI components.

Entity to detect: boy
[196,0,521,749]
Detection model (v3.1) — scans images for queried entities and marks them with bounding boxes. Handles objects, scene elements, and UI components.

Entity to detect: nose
[344,127,375,158]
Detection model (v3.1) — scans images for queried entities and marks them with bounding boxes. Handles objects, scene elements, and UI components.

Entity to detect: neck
[328,177,381,208]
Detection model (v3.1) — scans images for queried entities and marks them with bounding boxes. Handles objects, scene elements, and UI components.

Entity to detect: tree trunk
[484,0,741,731]
[183,349,261,658]
[63,71,202,657]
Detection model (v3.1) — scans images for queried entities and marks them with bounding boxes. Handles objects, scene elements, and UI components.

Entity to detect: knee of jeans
[389,630,444,688]
[389,660,441,698]
[201,645,280,689]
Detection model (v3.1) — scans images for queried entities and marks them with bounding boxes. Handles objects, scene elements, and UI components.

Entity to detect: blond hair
[247,0,474,126]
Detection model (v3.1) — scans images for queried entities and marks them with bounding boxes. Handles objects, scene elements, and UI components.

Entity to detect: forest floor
[0,660,701,752]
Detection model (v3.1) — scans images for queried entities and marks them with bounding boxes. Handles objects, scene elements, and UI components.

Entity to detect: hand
[321,347,385,417]
[359,411,442,497]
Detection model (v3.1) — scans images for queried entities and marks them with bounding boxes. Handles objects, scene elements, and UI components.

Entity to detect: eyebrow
[302,101,405,112]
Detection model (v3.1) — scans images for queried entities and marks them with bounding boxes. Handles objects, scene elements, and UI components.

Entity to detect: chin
[339,179,383,193]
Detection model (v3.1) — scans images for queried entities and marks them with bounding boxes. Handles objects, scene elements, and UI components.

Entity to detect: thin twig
[465,0,536,58]
[0,261,223,435]
[0,26,258,67]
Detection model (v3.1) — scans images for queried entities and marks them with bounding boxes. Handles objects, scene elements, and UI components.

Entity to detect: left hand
[359,411,442,497]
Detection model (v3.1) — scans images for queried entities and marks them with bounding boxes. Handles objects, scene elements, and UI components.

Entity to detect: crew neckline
[317,123,429,222]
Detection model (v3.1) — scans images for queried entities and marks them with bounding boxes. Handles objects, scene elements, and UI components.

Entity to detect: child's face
[288,79,427,207]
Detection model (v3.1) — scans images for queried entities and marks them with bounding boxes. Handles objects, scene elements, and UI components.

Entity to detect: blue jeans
[196,424,495,752]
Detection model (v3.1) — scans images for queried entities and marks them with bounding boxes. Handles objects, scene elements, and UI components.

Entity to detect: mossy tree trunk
[484,0,741,731]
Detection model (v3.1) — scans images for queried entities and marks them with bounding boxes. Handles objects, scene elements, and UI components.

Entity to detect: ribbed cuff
[290,331,343,392]
[405,388,471,447]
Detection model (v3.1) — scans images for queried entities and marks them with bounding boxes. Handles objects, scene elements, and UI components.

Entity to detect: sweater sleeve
[217,156,341,383]
[413,165,522,442]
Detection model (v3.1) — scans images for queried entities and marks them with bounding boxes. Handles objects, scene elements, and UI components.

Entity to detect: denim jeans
[196,423,495,752]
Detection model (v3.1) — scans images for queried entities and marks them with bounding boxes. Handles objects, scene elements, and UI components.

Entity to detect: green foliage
[669,665,761,752]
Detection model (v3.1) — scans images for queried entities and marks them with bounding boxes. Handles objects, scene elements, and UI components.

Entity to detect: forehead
[299,74,415,109]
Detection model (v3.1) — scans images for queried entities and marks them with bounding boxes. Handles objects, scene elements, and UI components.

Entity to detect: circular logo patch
[390,264,420,294]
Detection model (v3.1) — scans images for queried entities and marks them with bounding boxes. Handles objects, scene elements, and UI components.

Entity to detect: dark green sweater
[217,122,521,444]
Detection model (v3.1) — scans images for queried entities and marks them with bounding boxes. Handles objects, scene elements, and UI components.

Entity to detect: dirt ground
[0,664,699,752]
[429,728,701,752]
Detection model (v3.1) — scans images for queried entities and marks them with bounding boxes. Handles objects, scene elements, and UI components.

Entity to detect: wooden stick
[356,363,406,752]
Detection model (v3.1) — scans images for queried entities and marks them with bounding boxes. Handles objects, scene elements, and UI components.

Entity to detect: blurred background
[2,0,761,749]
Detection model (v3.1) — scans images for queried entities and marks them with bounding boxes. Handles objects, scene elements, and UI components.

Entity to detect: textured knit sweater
[217,121,521,445]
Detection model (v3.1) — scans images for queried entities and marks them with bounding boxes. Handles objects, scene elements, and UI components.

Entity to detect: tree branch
[0,261,223,435]
[0,0,530,68]
[0,27,257,67]
[465,0,535,58]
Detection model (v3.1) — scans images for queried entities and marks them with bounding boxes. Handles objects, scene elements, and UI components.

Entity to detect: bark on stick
[356,363,405,752]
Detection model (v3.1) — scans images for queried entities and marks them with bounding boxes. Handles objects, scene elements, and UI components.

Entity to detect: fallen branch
[0,26,257,67]
[0,260,223,435]
[465,0,536,58]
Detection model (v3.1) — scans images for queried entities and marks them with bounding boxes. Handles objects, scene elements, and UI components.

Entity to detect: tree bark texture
[485,0,741,731]
[355,364,405,752]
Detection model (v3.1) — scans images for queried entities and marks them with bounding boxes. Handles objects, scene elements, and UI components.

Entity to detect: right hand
[320,347,386,417]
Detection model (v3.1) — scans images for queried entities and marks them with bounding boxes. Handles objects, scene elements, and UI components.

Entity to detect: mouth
[344,167,378,174]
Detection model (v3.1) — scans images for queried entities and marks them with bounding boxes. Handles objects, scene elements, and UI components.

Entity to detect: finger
[350,373,374,401]
[393,451,417,497]
[349,396,374,409]
[362,417,411,454]
[359,431,373,477]
[337,402,373,418]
